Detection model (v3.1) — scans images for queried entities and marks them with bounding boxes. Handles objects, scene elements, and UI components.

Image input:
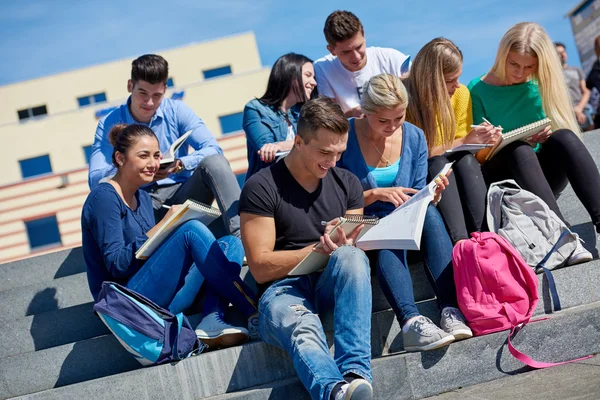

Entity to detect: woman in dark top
[81,123,257,349]
[243,53,317,180]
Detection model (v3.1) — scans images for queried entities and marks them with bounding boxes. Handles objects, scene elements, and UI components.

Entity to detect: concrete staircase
[2,131,600,399]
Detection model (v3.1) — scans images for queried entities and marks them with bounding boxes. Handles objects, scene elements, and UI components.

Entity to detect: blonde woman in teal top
[469,22,600,263]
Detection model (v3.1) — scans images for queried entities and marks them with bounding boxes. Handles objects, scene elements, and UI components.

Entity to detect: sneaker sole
[567,255,593,266]
[404,334,455,352]
[197,332,249,349]
[449,329,473,341]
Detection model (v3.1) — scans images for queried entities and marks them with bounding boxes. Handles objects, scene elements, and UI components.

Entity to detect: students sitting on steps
[81,124,258,350]
[336,73,473,352]
[239,97,374,400]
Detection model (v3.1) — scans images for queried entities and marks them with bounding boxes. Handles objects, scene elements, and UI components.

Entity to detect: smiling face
[295,128,347,179]
[365,105,406,138]
[505,51,538,85]
[328,32,367,72]
[444,65,462,96]
[301,62,317,100]
[114,135,161,187]
[127,79,167,123]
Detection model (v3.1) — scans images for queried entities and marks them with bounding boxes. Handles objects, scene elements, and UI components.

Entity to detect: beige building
[0,32,269,263]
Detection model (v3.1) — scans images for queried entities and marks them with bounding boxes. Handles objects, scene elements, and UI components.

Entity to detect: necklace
[366,133,392,167]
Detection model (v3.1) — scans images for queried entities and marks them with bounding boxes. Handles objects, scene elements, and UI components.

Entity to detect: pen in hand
[161,204,171,210]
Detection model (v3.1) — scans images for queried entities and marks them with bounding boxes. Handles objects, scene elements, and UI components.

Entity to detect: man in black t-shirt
[239,98,373,400]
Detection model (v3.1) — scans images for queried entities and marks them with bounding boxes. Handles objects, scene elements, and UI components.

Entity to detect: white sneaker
[195,312,249,349]
[567,240,593,266]
[334,379,373,400]
[402,315,455,352]
[440,307,473,341]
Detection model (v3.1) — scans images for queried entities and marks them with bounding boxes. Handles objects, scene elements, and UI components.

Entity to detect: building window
[17,105,48,121]
[167,77,174,88]
[83,145,93,164]
[25,215,62,250]
[235,173,246,188]
[19,154,52,179]
[203,65,232,80]
[219,112,243,135]
[77,92,107,107]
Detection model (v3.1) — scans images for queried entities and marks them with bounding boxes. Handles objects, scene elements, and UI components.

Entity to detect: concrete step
[11,301,600,400]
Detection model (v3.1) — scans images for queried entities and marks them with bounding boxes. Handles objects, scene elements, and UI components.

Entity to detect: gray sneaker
[334,379,373,400]
[440,307,473,341]
[402,315,455,352]
[567,240,593,266]
[247,313,259,341]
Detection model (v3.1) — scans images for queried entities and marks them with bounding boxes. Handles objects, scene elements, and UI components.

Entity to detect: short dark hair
[131,54,169,85]
[554,42,566,49]
[259,53,316,108]
[324,10,364,47]
[297,97,349,143]
[109,124,158,167]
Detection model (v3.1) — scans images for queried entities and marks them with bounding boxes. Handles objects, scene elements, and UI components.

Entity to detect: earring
[119,161,123,166]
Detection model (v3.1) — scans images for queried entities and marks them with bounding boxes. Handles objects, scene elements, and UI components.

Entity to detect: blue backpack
[93,282,204,366]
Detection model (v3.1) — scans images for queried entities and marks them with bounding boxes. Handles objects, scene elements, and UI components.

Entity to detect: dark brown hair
[324,10,364,47]
[297,97,349,143]
[131,54,169,85]
[109,124,158,167]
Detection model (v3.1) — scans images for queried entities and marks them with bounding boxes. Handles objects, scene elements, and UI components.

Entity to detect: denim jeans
[127,220,257,317]
[371,204,458,326]
[147,154,242,238]
[258,246,372,400]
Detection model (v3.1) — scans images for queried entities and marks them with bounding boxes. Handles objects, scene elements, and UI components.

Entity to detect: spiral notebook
[478,118,551,162]
[135,199,221,260]
[288,215,379,276]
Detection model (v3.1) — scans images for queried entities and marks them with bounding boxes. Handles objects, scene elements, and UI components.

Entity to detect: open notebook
[160,130,192,167]
[135,199,221,260]
[476,118,551,162]
[288,163,453,276]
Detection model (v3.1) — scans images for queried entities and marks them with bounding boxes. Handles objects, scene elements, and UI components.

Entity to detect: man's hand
[258,143,284,163]
[526,126,553,144]
[154,159,183,181]
[372,187,419,208]
[574,107,587,125]
[314,217,363,255]
[344,106,363,118]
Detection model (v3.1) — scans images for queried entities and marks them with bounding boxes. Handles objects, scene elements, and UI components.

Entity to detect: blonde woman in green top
[469,22,599,263]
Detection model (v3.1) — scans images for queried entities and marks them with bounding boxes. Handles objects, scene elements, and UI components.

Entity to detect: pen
[161,204,171,210]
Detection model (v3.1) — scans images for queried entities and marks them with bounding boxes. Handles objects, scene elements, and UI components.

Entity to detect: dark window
[219,112,243,135]
[203,65,232,80]
[167,77,174,88]
[25,215,61,250]
[77,92,107,108]
[83,145,93,164]
[235,173,246,188]
[17,105,48,121]
[19,154,52,179]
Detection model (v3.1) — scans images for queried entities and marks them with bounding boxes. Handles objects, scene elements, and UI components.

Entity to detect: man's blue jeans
[127,220,257,317]
[372,204,458,325]
[258,246,372,400]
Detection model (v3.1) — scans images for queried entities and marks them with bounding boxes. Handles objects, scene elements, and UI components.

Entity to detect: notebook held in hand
[476,118,551,162]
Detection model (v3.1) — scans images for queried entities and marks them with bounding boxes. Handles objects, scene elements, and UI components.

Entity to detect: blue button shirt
[88,97,223,189]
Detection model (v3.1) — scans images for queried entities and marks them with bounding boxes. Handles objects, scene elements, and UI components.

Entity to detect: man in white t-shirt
[314,10,411,117]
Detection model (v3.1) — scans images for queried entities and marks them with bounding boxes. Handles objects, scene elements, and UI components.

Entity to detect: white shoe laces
[412,316,441,335]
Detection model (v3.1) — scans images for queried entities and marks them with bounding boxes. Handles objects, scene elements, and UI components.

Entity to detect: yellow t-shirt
[431,84,473,148]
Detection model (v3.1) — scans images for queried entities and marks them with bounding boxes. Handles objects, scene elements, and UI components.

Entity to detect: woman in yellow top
[405,38,501,243]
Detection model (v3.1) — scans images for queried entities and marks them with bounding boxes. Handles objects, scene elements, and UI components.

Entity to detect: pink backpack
[452,232,591,368]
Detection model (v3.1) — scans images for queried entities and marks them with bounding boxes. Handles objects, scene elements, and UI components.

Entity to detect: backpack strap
[535,229,571,312]
[507,324,593,368]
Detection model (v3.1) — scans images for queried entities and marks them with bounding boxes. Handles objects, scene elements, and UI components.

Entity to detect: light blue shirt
[88,97,222,189]
[367,157,401,188]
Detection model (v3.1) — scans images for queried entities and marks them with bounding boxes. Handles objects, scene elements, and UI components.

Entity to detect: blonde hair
[360,73,408,114]
[405,38,463,149]
[490,22,580,134]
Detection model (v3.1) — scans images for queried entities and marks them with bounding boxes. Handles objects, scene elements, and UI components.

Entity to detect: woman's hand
[464,123,501,145]
[432,172,451,204]
[373,187,419,208]
[526,126,553,144]
[314,218,364,255]
[162,204,182,221]
[258,143,284,163]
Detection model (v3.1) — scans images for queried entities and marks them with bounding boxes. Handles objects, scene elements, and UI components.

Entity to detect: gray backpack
[486,180,578,271]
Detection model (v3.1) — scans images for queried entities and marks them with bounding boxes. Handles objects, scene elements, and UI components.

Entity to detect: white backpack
[486,180,579,271]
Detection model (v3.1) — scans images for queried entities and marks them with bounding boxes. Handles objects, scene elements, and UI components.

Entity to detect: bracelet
[433,193,442,206]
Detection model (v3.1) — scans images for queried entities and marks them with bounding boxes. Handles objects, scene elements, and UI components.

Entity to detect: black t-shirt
[239,160,365,251]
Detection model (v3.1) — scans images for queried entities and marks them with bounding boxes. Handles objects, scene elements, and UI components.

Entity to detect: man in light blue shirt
[89,54,242,237]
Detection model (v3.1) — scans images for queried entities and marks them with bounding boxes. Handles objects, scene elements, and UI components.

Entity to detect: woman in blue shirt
[337,74,472,352]
[81,124,257,349]
[243,53,317,180]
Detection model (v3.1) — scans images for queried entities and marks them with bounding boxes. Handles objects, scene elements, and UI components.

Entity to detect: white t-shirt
[314,47,410,112]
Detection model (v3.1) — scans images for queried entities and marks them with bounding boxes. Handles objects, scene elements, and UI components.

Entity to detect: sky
[0,0,583,87]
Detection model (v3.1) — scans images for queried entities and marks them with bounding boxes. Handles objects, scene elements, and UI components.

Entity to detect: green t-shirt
[467,76,546,132]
